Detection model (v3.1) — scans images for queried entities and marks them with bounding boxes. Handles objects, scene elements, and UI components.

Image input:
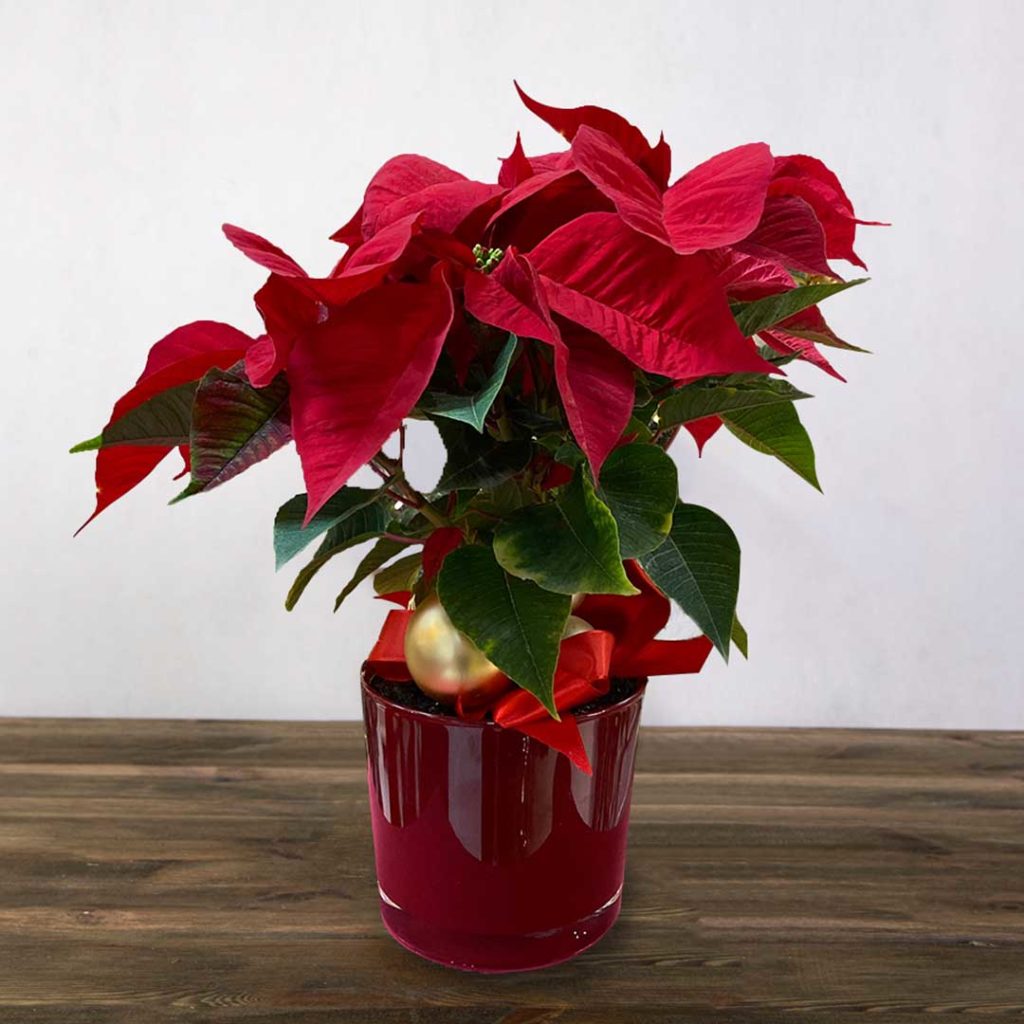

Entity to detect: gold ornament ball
[563,614,593,638]
[404,595,509,707]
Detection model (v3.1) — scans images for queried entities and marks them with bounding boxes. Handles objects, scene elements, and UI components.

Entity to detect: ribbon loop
[363,560,712,773]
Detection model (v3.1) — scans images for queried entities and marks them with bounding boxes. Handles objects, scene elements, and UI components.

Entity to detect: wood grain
[0,719,1021,1022]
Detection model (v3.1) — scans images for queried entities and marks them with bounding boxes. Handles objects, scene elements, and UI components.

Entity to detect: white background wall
[2,0,1021,728]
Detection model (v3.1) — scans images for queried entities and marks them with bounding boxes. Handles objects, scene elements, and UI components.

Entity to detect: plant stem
[382,532,422,546]
[371,454,451,529]
[415,502,452,529]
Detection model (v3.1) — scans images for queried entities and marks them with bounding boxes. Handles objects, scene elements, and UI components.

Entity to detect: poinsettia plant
[74,84,878,734]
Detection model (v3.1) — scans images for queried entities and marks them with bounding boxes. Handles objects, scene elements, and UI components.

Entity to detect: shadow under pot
[361,671,646,973]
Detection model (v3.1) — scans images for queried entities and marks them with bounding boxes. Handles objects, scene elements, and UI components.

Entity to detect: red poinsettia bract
[79,84,879,528]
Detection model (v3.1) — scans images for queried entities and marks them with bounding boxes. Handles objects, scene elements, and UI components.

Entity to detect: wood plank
[0,719,1021,1022]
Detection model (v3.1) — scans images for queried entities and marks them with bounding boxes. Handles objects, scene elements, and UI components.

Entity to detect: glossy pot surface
[361,674,645,972]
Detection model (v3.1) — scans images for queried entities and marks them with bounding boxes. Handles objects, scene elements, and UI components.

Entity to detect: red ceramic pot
[361,672,646,972]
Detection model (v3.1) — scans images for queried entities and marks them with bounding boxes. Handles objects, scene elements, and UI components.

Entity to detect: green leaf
[598,443,678,558]
[731,614,748,659]
[419,334,517,432]
[756,343,799,367]
[434,420,532,494]
[552,441,585,468]
[285,503,390,610]
[334,538,409,611]
[445,489,485,520]
[641,502,741,660]
[505,396,563,434]
[274,486,386,570]
[493,468,637,596]
[466,478,530,519]
[438,545,571,716]
[721,403,821,490]
[373,553,423,597]
[72,361,286,456]
[731,279,866,337]
[172,367,290,503]
[784,326,869,353]
[624,415,654,444]
[633,376,656,407]
[658,376,812,429]
[102,381,197,447]
[69,434,102,454]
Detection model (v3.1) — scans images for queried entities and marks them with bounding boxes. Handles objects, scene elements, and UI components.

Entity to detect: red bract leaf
[361,154,503,241]
[761,328,845,381]
[288,276,454,525]
[529,151,575,174]
[772,154,853,213]
[498,133,533,187]
[242,334,281,390]
[736,297,857,379]
[783,305,853,349]
[463,248,560,346]
[80,447,170,534]
[538,455,574,490]
[711,249,794,301]
[422,527,463,584]
[375,179,504,241]
[413,231,478,271]
[329,203,364,245]
[572,128,773,256]
[734,196,834,278]
[228,214,423,389]
[663,142,773,253]
[515,82,671,188]
[648,136,672,192]
[769,154,885,269]
[553,318,634,479]
[315,212,423,304]
[108,352,249,422]
[570,125,668,242]
[222,224,307,277]
[488,169,612,251]
[363,155,463,234]
[135,321,251,378]
[465,252,631,478]
[247,213,427,387]
[249,277,324,387]
[334,211,422,275]
[227,211,426,384]
[486,168,577,225]
[79,322,251,532]
[530,212,776,380]
[683,415,723,455]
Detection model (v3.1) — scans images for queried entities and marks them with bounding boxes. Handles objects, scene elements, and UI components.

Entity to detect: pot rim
[360,667,646,731]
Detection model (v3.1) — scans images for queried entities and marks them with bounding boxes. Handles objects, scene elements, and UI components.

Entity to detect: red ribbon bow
[365,561,712,774]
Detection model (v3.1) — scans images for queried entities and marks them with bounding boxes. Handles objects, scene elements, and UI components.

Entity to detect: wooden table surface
[1,720,1022,1023]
